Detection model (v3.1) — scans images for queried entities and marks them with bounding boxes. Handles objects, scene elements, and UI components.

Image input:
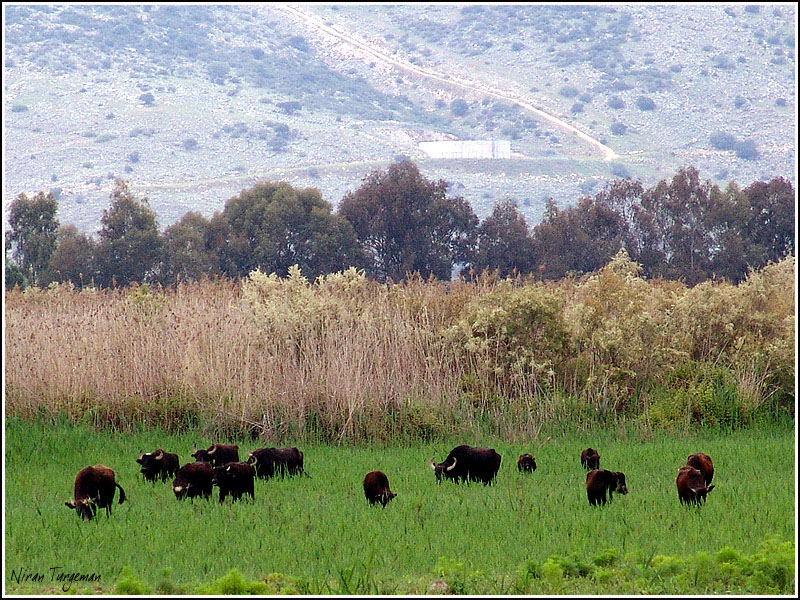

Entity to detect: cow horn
[154,450,163,460]
[226,465,231,471]
[429,459,436,471]
[208,446,216,455]
[446,457,457,471]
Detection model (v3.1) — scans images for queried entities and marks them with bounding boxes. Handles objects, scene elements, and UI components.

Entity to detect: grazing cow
[363,471,396,507]
[65,465,126,520]
[586,469,628,506]
[173,462,214,500]
[581,448,601,470]
[192,444,239,467]
[676,466,715,506]
[247,447,304,479]
[136,449,179,483]
[212,462,255,503]
[430,445,502,485]
[517,454,537,473]
[686,452,714,486]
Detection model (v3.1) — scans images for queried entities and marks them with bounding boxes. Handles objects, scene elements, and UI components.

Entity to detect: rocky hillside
[4,4,795,233]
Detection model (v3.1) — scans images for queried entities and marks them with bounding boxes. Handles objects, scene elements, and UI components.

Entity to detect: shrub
[635,96,655,111]
[734,139,759,160]
[558,85,580,98]
[709,131,737,151]
[607,96,625,109]
[610,122,627,136]
[450,99,468,116]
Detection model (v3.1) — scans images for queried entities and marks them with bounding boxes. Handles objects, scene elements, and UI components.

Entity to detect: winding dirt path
[275,5,619,162]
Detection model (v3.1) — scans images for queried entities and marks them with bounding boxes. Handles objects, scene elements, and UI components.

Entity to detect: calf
[136,449,179,483]
[173,462,214,500]
[581,448,600,470]
[192,444,239,467]
[686,452,714,486]
[430,445,502,485]
[676,466,715,506]
[65,465,126,520]
[586,469,628,506]
[363,471,396,507]
[517,454,537,473]
[212,462,255,503]
[247,447,304,479]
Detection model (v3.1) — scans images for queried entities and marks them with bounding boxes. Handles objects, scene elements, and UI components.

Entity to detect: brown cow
[586,469,628,506]
[65,465,126,520]
[430,445,502,485]
[192,444,239,467]
[363,471,396,507]
[581,448,600,470]
[686,453,714,486]
[173,462,214,500]
[136,449,179,483]
[517,454,537,473]
[676,466,715,506]
[247,447,304,479]
[212,462,255,503]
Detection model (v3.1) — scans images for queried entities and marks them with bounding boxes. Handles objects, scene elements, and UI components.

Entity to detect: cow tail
[116,483,127,504]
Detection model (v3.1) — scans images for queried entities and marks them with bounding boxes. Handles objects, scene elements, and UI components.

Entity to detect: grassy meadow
[4,257,795,593]
[4,418,795,594]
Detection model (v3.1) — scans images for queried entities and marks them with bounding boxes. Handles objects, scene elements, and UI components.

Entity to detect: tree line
[4,161,795,290]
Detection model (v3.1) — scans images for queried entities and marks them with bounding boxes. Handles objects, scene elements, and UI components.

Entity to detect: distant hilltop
[419,140,512,159]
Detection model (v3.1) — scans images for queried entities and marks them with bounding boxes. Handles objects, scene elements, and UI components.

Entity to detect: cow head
[137,450,165,479]
[65,498,97,520]
[173,483,188,499]
[612,472,628,495]
[192,448,211,462]
[212,464,235,487]
[429,457,457,482]
[691,483,715,504]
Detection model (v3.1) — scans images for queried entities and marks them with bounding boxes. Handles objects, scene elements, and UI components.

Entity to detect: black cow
[65,465,126,520]
[192,444,239,467]
[173,462,214,500]
[212,462,255,503]
[430,445,502,485]
[136,449,179,483]
[586,469,628,506]
[581,448,600,470]
[676,466,715,506]
[517,454,537,473]
[686,453,714,486]
[363,471,396,507]
[247,447,304,479]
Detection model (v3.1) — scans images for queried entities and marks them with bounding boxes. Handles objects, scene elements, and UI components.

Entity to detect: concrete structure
[419,140,512,159]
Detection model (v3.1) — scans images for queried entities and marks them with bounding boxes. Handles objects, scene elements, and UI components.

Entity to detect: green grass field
[4,418,795,594]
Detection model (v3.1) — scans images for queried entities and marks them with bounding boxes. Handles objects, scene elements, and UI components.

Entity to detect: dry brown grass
[5,255,794,442]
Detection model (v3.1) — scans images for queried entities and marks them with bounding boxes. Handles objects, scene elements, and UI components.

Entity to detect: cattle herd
[64,443,717,520]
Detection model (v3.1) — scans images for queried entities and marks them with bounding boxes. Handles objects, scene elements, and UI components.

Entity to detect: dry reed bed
[5,253,795,441]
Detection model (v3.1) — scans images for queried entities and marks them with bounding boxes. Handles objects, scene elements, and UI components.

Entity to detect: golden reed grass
[5,254,794,442]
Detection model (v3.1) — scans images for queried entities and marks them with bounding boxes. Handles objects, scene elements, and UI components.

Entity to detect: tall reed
[5,254,794,442]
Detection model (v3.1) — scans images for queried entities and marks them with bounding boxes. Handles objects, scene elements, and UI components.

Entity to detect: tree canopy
[339,161,478,281]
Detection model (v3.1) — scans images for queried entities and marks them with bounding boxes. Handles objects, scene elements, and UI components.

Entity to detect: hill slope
[3,4,796,233]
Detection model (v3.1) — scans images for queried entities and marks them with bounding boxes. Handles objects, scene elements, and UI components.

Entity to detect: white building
[419,140,512,159]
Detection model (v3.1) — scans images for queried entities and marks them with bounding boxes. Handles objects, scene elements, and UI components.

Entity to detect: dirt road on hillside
[275,5,619,162]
